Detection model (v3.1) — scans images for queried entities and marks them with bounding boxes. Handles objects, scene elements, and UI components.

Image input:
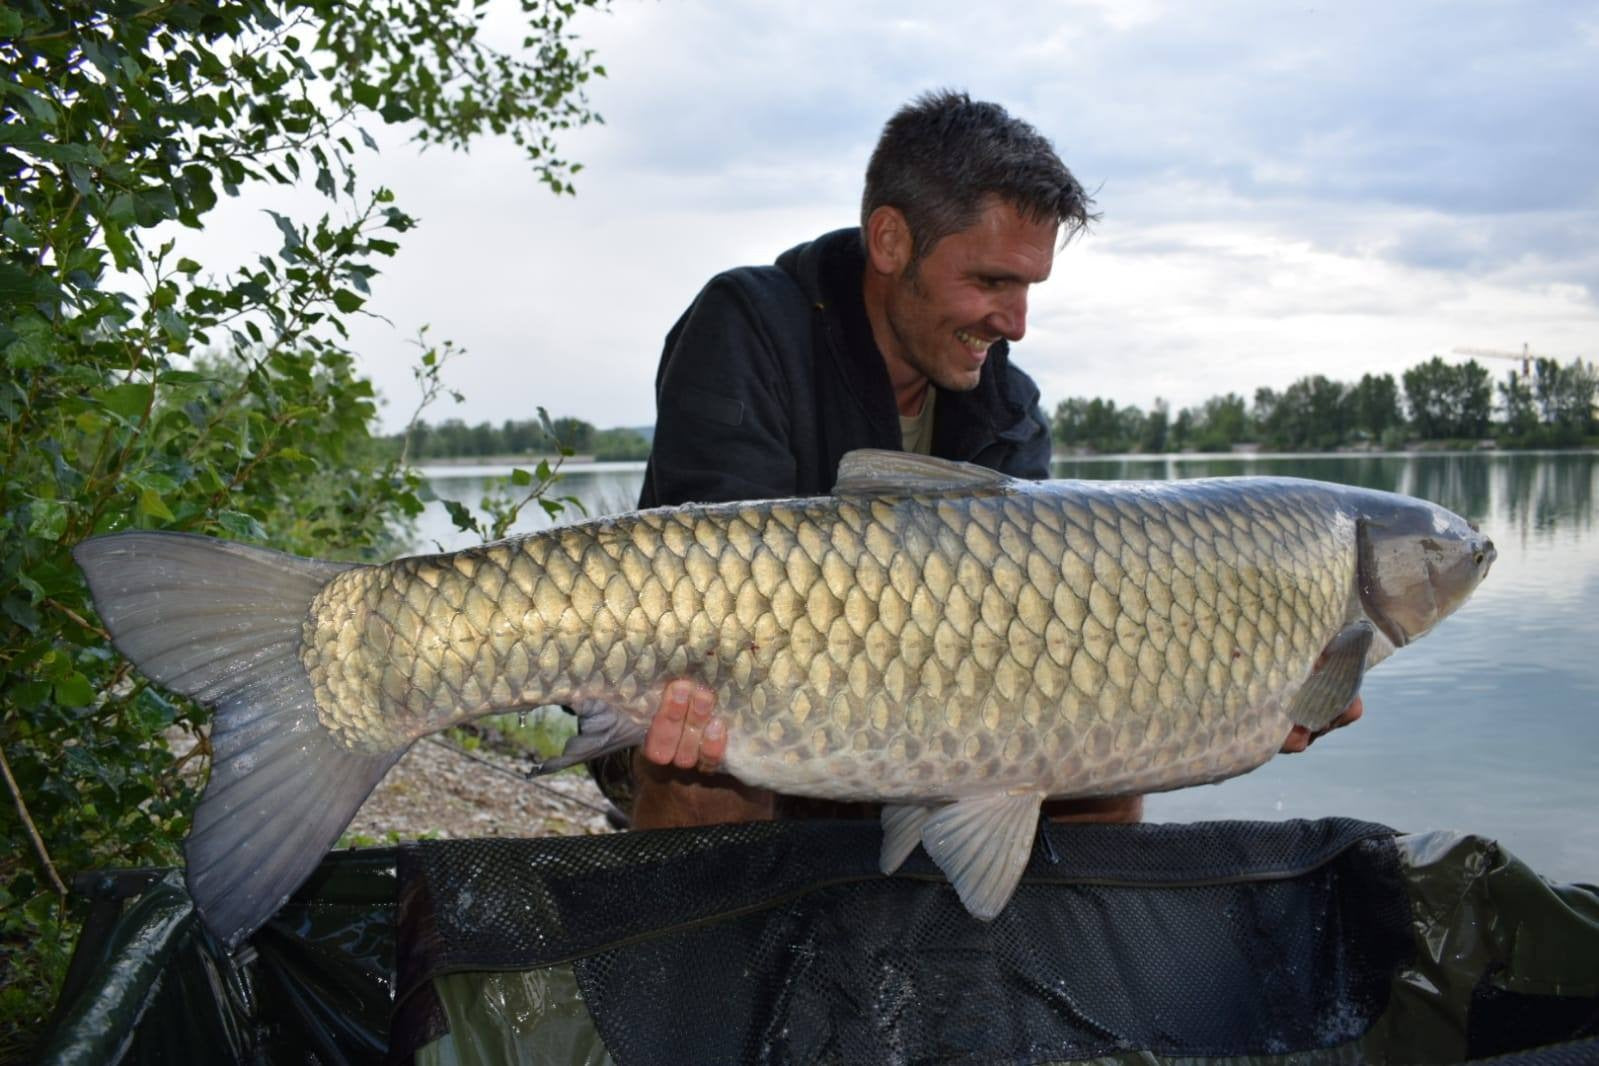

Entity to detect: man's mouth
[954,328,994,355]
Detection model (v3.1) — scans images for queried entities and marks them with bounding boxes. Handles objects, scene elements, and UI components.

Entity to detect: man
[610,90,1358,829]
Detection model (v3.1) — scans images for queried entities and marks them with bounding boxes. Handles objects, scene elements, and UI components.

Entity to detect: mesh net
[396,818,1411,1063]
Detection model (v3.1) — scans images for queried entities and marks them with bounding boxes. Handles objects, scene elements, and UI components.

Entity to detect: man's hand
[643,679,727,772]
[1280,696,1364,753]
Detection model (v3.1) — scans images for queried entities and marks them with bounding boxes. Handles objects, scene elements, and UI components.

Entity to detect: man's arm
[631,271,812,825]
[643,272,807,506]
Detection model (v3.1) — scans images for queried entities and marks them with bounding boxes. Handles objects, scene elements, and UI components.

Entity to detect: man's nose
[988,289,1028,342]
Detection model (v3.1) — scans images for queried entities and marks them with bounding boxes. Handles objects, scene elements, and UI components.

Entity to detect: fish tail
[73,531,404,949]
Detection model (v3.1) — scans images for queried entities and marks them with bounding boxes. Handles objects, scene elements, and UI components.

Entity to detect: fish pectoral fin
[1287,620,1376,732]
[920,790,1046,920]
[535,699,648,774]
[833,449,1015,495]
[879,803,935,874]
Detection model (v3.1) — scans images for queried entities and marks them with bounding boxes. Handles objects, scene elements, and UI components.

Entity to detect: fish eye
[1473,551,1485,566]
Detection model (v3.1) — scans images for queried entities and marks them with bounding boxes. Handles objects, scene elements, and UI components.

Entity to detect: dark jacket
[640,228,1052,509]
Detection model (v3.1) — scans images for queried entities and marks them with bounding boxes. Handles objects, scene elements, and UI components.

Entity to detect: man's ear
[864,205,912,276]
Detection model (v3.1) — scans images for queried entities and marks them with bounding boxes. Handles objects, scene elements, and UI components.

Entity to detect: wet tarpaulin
[37,819,1599,1064]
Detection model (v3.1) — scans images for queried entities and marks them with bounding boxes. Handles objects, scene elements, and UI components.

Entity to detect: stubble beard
[890,271,984,395]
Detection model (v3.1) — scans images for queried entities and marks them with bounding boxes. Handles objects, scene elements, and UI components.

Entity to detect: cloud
[169,0,1599,432]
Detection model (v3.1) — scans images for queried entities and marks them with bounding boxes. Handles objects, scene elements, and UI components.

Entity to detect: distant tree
[1404,359,1454,439]
[1284,375,1350,449]
[591,427,651,461]
[1169,408,1194,452]
[1403,358,1491,439]
[1190,393,1251,451]
[1498,370,1538,437]
[1538,358,1599,429]
[409,419,434,459]
[1116,404,1147,453]
[1252,387,1280,436]
[546,416,596,454]
[1140,399,1170,453]
[1052,398,1088,447]
[503,419,539,455]
[1347,373,1402,439]
[1454,360,1494,438]
[1091,399,1133,452]
[1532,358,1564,424]
[1561,360,1598,432]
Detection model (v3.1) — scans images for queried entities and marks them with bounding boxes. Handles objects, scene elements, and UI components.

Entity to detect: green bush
[0,1,604,1055]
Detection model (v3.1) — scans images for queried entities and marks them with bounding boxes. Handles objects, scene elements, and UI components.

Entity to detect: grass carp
[73,450,1494,947]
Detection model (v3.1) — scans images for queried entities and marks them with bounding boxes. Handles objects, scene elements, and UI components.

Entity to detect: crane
[1451,344,1557,378]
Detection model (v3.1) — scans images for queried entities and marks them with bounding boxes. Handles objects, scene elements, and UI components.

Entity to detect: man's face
[880,197,1058,393]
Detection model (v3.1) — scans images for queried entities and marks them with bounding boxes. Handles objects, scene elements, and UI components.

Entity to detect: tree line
[1053,356,1597,454]
[394,416,652,461]
[405,357,1596,465]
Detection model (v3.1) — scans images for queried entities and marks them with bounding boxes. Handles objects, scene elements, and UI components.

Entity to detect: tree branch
[0,742,69,901]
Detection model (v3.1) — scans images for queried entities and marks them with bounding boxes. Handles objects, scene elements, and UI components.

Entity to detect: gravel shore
[344,735,616,842]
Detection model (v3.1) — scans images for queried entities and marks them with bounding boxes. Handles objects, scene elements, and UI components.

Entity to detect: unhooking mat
[37,818,1599,1064]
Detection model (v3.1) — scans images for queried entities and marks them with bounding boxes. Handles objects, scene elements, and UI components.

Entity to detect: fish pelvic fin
[879,803,935,874]
[920,790,1045,920]
[73,531,403,950]
[1288,620,1376,732]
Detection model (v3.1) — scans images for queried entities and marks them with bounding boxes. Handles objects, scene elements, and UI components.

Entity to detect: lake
[412,451,1599,885]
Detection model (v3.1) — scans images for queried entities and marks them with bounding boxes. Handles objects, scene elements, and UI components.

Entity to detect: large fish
[74,450,1493,947]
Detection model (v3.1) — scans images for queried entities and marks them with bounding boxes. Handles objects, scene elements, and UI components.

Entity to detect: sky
[190,0,1599,433]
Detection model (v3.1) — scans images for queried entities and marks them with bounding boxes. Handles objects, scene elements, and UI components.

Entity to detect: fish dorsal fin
[832,449,1015,495]
[920,790,1045,920]
[879,803,935,874]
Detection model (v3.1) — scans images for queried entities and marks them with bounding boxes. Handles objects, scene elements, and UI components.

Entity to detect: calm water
[414,452,1599,884]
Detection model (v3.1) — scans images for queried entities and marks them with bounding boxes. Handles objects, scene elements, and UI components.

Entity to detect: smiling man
[614,91,1351,829]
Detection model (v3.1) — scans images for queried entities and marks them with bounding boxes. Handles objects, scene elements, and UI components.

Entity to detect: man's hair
[861,90,1097,267]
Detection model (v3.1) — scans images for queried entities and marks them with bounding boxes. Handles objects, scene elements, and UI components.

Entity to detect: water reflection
[1048,451,1594,542]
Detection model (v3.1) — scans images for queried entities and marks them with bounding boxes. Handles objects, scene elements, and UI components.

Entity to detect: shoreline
[411,445,1598,470]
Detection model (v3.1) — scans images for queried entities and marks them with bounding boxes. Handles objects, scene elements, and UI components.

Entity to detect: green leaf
[157,307,191,345]
[442,499,480,534]
[216,510,267,541]
[27,499,67,540]
[332,290,364,313]
[509,467,533,487]
[352,81,381,108]
[0,262,33,298]
[99,382,153,420]
[137,487,176,522]
[3,594,41,633]
[55,673,96,709]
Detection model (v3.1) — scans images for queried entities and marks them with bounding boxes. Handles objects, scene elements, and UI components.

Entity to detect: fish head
[1355,494,1495,648]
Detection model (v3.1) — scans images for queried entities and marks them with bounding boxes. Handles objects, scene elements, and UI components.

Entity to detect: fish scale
[73,449,1493,942]
[302,476,1346,800]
